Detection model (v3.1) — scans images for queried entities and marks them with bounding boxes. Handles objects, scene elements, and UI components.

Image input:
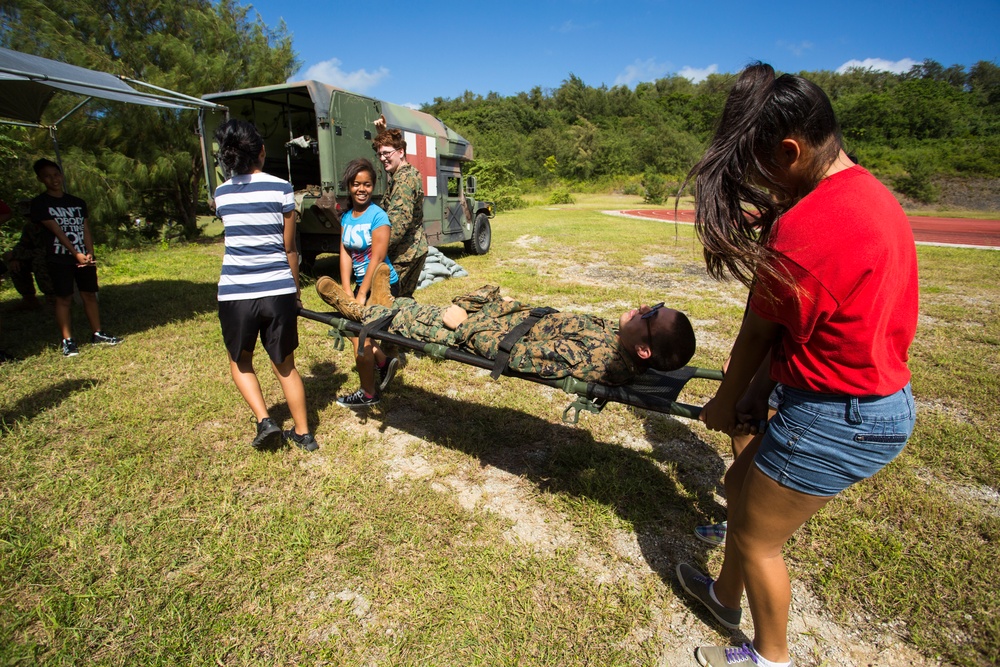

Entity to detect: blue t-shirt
[341,205,399,284]
[215,172,297,301]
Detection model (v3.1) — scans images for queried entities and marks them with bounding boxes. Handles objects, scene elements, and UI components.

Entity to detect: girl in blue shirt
[334,158,400,407]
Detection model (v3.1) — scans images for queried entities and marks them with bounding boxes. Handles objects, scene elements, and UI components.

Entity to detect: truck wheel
[464,213,491,255]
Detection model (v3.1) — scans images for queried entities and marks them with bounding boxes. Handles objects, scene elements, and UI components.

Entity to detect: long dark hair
[215,119,264,175]
[686,62,842,291]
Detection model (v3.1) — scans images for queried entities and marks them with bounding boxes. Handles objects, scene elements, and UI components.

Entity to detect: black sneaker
[284,429,319,452]
[375,357,399,393]
[92,331,123,345]
[61,338,79,357]
[336,388,379,408]
[251,417,282,451]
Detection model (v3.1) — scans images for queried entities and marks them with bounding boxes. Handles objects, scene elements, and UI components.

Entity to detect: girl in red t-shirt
[675,63,918,667]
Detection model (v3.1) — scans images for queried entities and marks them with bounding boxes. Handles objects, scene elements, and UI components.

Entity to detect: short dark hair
[340,157,377,193]
[372,128,406,153]
[214,119,264,175]
[33,158,60,176]
[649,309,696,372]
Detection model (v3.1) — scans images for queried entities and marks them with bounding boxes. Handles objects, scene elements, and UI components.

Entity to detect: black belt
[490,307,558,379]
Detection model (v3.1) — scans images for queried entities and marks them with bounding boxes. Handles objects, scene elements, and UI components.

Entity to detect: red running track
[617,210,1000,249]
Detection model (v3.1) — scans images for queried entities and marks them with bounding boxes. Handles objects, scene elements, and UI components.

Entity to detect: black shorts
[218,293,299,364]
[49,261,99,298]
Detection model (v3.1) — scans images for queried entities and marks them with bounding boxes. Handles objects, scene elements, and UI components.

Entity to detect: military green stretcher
[299,308,722,424]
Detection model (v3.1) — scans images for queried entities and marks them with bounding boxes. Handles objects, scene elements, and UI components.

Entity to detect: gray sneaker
[695,643,794,666]
[676,562,742,630]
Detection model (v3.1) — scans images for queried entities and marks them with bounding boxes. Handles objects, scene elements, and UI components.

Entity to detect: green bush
[894,158,939,203]
[468,159,528,212]
[642,169,667,204]
[548,190,575,205]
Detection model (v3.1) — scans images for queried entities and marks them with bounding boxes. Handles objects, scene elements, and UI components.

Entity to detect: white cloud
[295,58,389,93]
[614,58,673,87]
[836,57,919,75]
[778,40,814,57]
[678,64,719,83]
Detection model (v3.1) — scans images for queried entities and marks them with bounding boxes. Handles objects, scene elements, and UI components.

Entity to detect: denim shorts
[755,383,915,496]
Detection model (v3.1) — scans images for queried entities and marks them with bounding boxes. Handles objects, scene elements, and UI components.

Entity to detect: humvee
[198,81,494,267]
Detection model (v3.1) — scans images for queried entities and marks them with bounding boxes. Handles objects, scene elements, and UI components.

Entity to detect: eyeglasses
[377,148,400,161]
[641,302,665,344]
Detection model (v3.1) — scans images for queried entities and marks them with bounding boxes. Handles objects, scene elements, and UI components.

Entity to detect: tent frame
[0,50,225,168]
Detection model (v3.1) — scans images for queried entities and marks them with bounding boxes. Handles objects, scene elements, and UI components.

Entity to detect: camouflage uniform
[383,161,427,298]
[7,222,53,297]
[364,285,639,385]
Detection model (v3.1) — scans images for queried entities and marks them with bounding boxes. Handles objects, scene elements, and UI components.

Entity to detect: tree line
[1,0,998,251]
[426,60,1000,207]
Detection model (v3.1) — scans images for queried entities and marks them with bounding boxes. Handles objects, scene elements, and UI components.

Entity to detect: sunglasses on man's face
[642,302,665,344]
[641,303,665,320]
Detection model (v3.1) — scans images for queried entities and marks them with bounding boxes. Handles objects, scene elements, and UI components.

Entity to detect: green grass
[1,206,998,666]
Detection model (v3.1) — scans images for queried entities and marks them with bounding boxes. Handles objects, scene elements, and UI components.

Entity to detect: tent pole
[53,97,92,126]
[118,75,225,110]
[49,126,63,172]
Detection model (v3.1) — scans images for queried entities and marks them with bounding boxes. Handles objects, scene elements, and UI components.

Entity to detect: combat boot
[369,262,395,309]
[316,276,364,321]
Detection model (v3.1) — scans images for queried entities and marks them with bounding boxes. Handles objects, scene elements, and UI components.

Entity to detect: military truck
[198,81,494,267]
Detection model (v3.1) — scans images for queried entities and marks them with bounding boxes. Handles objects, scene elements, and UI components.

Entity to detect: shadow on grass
[263,361,350,438]
[0,280,218,358]
[365,380,745,642]
[0,378,98,430]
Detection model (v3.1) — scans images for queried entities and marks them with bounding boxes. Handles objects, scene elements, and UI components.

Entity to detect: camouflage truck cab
[199,81,494,267]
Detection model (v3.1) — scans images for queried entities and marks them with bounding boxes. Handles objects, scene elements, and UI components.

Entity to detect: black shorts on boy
[49,262,99,298]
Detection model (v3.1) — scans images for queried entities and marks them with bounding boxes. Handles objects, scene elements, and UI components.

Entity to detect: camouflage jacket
[10,222,46,263]
[364,286,639,385]
[383,162,428,266]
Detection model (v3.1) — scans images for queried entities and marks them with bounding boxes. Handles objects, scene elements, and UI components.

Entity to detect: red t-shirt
[750,165,918,396]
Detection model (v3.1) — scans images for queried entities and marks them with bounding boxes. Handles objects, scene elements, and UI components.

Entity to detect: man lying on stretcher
[316,270,696,405]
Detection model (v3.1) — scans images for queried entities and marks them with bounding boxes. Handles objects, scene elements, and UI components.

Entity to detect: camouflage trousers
[6,254,53,298]
[392,251,427,299]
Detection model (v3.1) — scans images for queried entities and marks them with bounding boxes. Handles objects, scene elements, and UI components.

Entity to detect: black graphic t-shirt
[30,192,88,265]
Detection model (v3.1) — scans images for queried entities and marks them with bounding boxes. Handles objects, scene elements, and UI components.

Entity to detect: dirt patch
[333,410,952,667]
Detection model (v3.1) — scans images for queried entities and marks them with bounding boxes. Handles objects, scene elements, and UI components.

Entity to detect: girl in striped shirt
[214,119,317,452]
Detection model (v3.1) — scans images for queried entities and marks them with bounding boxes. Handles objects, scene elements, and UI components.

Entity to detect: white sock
[751,645,791,667]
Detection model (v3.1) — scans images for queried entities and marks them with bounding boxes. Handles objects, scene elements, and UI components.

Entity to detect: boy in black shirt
[30,159,121,356]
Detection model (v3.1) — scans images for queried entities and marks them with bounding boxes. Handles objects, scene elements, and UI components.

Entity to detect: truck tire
[464,212,491,255]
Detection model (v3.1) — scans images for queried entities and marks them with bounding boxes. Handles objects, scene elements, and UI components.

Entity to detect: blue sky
[247,0,999,108]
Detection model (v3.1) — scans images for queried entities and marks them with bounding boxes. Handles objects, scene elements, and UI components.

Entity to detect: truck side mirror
[465,175,476,195]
